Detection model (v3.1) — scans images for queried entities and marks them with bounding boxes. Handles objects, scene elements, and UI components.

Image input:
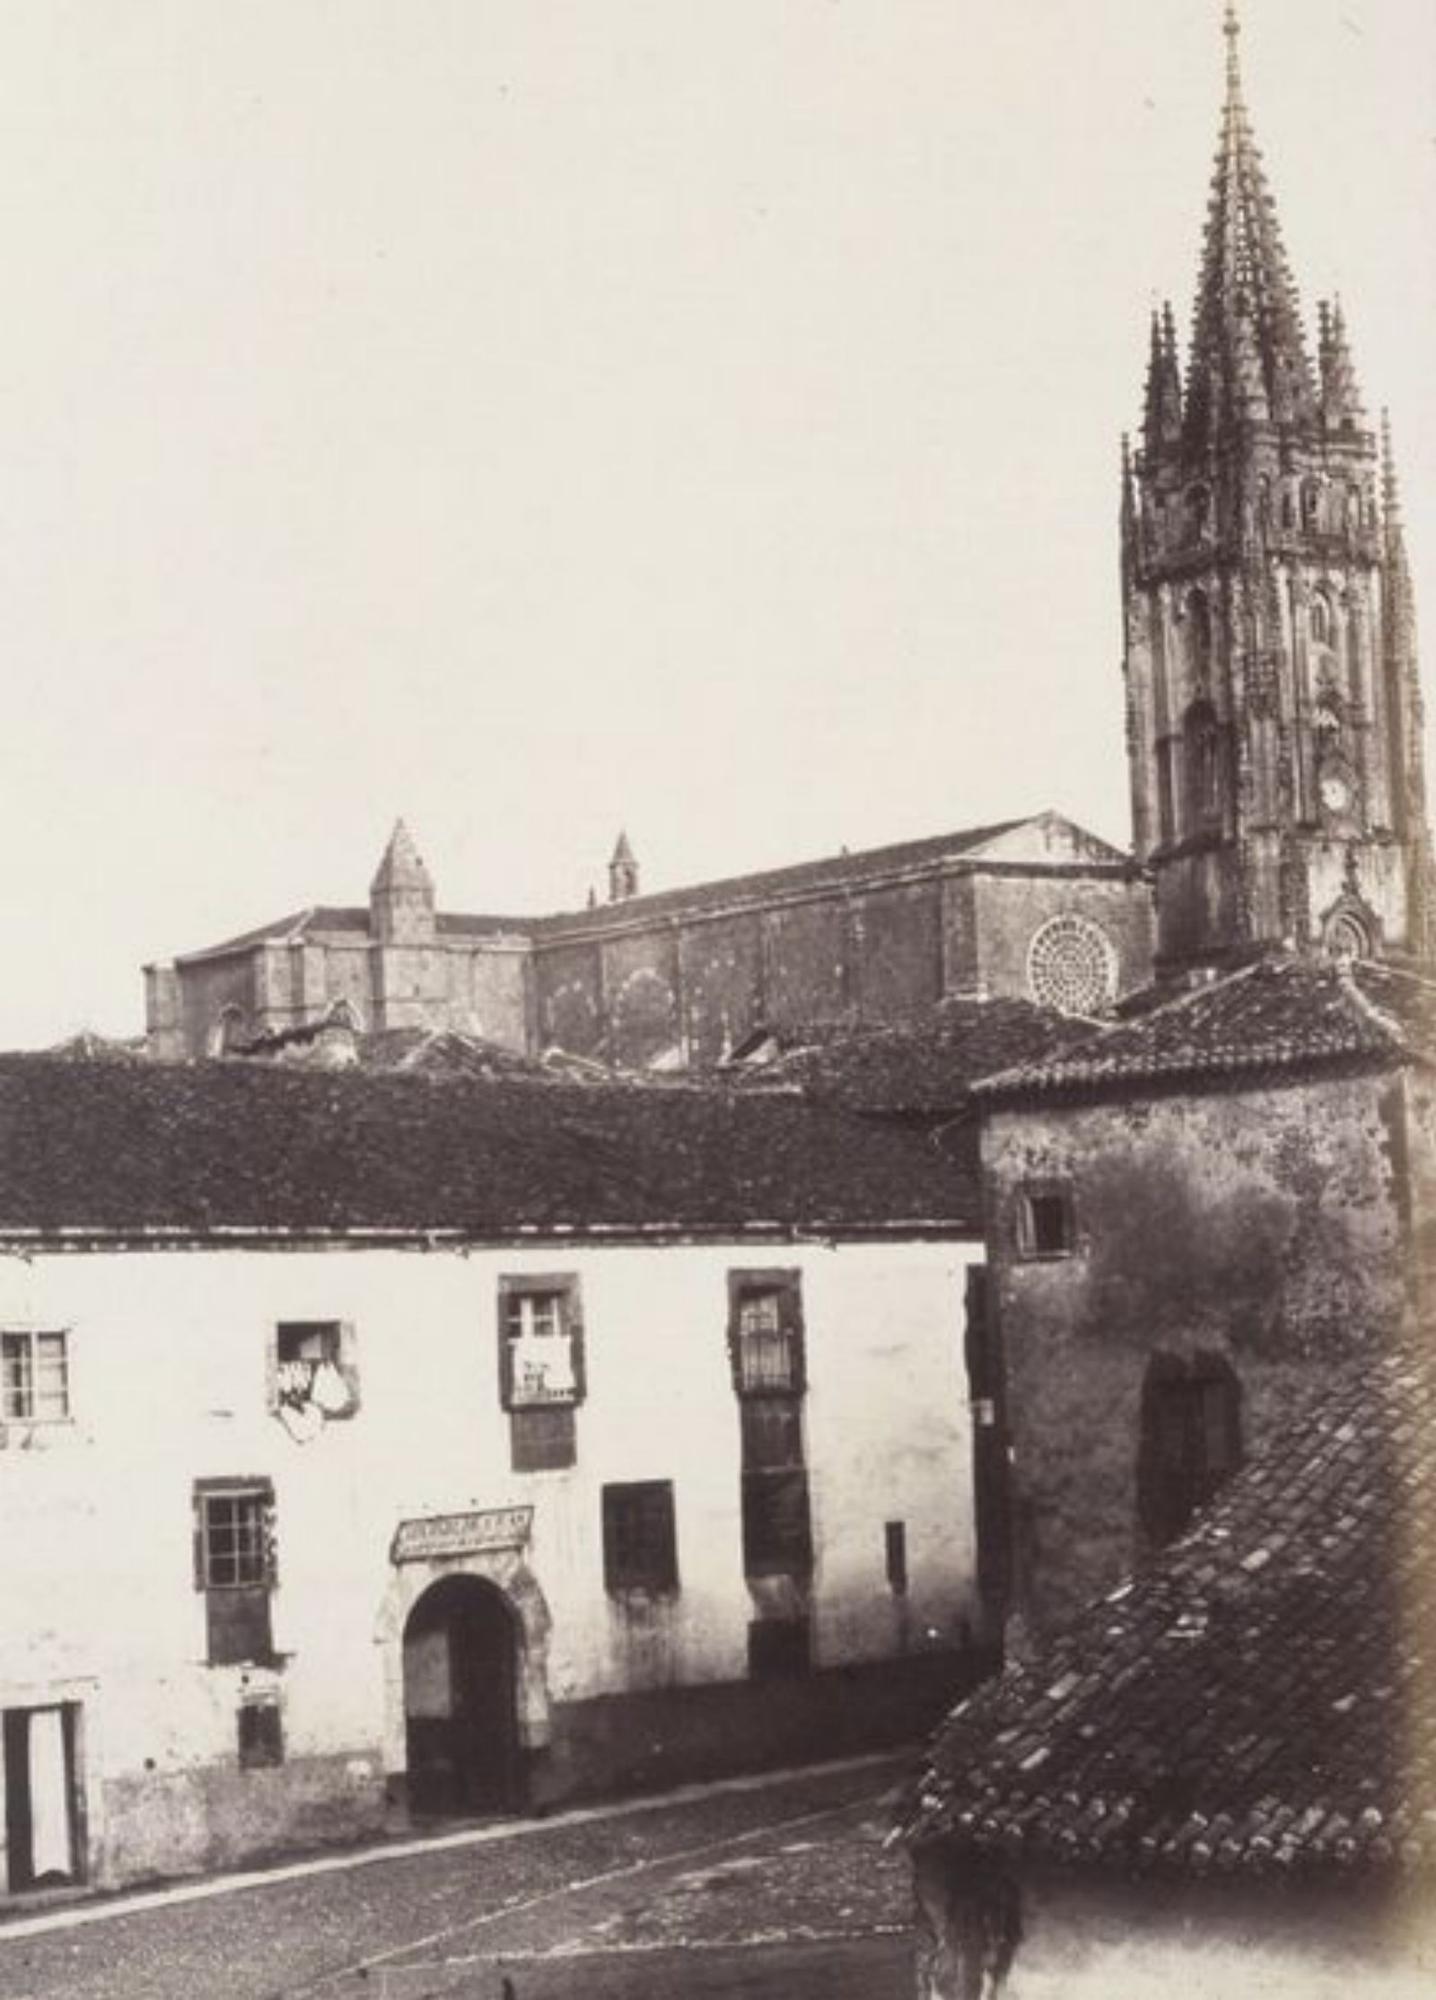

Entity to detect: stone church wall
[850,883,944,1019]
[970,873,1152,1004]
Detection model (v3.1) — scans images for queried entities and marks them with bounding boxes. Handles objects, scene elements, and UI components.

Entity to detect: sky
[0,0,1433,1044]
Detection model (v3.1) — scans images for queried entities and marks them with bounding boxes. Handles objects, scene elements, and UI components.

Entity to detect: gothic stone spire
[1142,305,1183,457]
[1185,2,1317,445]
[1121,6,1431,976]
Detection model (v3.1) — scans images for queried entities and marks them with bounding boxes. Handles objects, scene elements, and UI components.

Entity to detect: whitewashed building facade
[0,1056,983,1893]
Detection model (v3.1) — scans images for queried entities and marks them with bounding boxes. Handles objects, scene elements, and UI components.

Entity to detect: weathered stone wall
[970,873,1153,1002]
[982,1070,1405,1635]
[154,858,1151,1065]
[529,867,1150,1067]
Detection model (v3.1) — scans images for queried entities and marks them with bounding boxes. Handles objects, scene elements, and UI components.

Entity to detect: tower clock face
[1320,773,1351,813]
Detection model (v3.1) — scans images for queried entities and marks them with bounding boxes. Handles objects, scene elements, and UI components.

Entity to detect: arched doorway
[402,1575,521,1817]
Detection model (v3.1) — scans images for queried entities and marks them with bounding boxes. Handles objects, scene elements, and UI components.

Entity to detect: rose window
[1026,915,1117,1016]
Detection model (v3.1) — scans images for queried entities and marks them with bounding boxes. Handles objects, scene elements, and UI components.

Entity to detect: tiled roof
[896,1343,1436,1878]
[527,819,1028,935]
[726,1000,1087,1116]
[0,1056,979,1239]
[973,957,1436,1102]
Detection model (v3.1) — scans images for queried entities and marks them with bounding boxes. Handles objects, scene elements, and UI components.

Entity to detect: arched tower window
[1309,591,1332,647]
[1325,912,1370,962]
[210,1005,248,1058]
[1186,589,1213,680]
[1185,485,1210,540]
[1301,478,1321,530]
[1183,700,1224,830]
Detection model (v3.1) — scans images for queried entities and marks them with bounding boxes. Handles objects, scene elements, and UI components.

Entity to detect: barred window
[1,1330,70,1423]
[728,1273,804,1396]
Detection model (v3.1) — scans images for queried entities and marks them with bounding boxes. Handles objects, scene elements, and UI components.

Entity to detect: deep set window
[728,1272,806,1398]
[237,1699,284,1770]
[194,1479,277,1666]
[499,1277,585,1472]
[1016,1187,1076,1259]
[885,1520,909,1595]
[742,1469,814,1577]
[732,1287,804,1394]
[1,1330,70,1423]
[1136,1352,1244,1548]
[602,1480,679,1594]
[272,1320,359,1426]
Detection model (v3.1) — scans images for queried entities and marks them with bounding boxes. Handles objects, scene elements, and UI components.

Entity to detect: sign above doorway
[390,1507,534,1565]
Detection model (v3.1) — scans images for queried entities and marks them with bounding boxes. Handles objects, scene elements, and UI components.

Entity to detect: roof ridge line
[974,962,1268,1094]
[1338,964,1410,1054]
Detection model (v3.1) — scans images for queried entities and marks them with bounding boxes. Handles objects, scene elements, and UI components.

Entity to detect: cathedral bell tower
[1122,4,1432,975]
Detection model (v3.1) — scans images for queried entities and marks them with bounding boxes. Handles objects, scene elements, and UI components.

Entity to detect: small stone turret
[609,831,639,904]
[370,820,436,945]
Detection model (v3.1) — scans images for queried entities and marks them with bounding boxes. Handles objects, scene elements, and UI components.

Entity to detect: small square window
[602,1480,679,1594]
[1017,1187,1076,1259]
[511,1404,576,1473]
[1,1330,70,1423]
[238,1700,283,1770]
[273,1321,358,1424]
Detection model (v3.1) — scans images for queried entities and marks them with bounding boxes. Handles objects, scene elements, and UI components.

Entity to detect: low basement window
[238,1699,283,1770]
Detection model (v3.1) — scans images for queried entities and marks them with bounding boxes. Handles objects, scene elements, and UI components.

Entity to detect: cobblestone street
[0,1756,915,1999]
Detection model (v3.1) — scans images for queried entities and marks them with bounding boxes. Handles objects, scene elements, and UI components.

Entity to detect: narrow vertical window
[1136,1353,1243,1548]
[885,1521,908,1595]
[1015,1186,1075,1260]
[194,1479,277,1666]
[728,1272,813,1588]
